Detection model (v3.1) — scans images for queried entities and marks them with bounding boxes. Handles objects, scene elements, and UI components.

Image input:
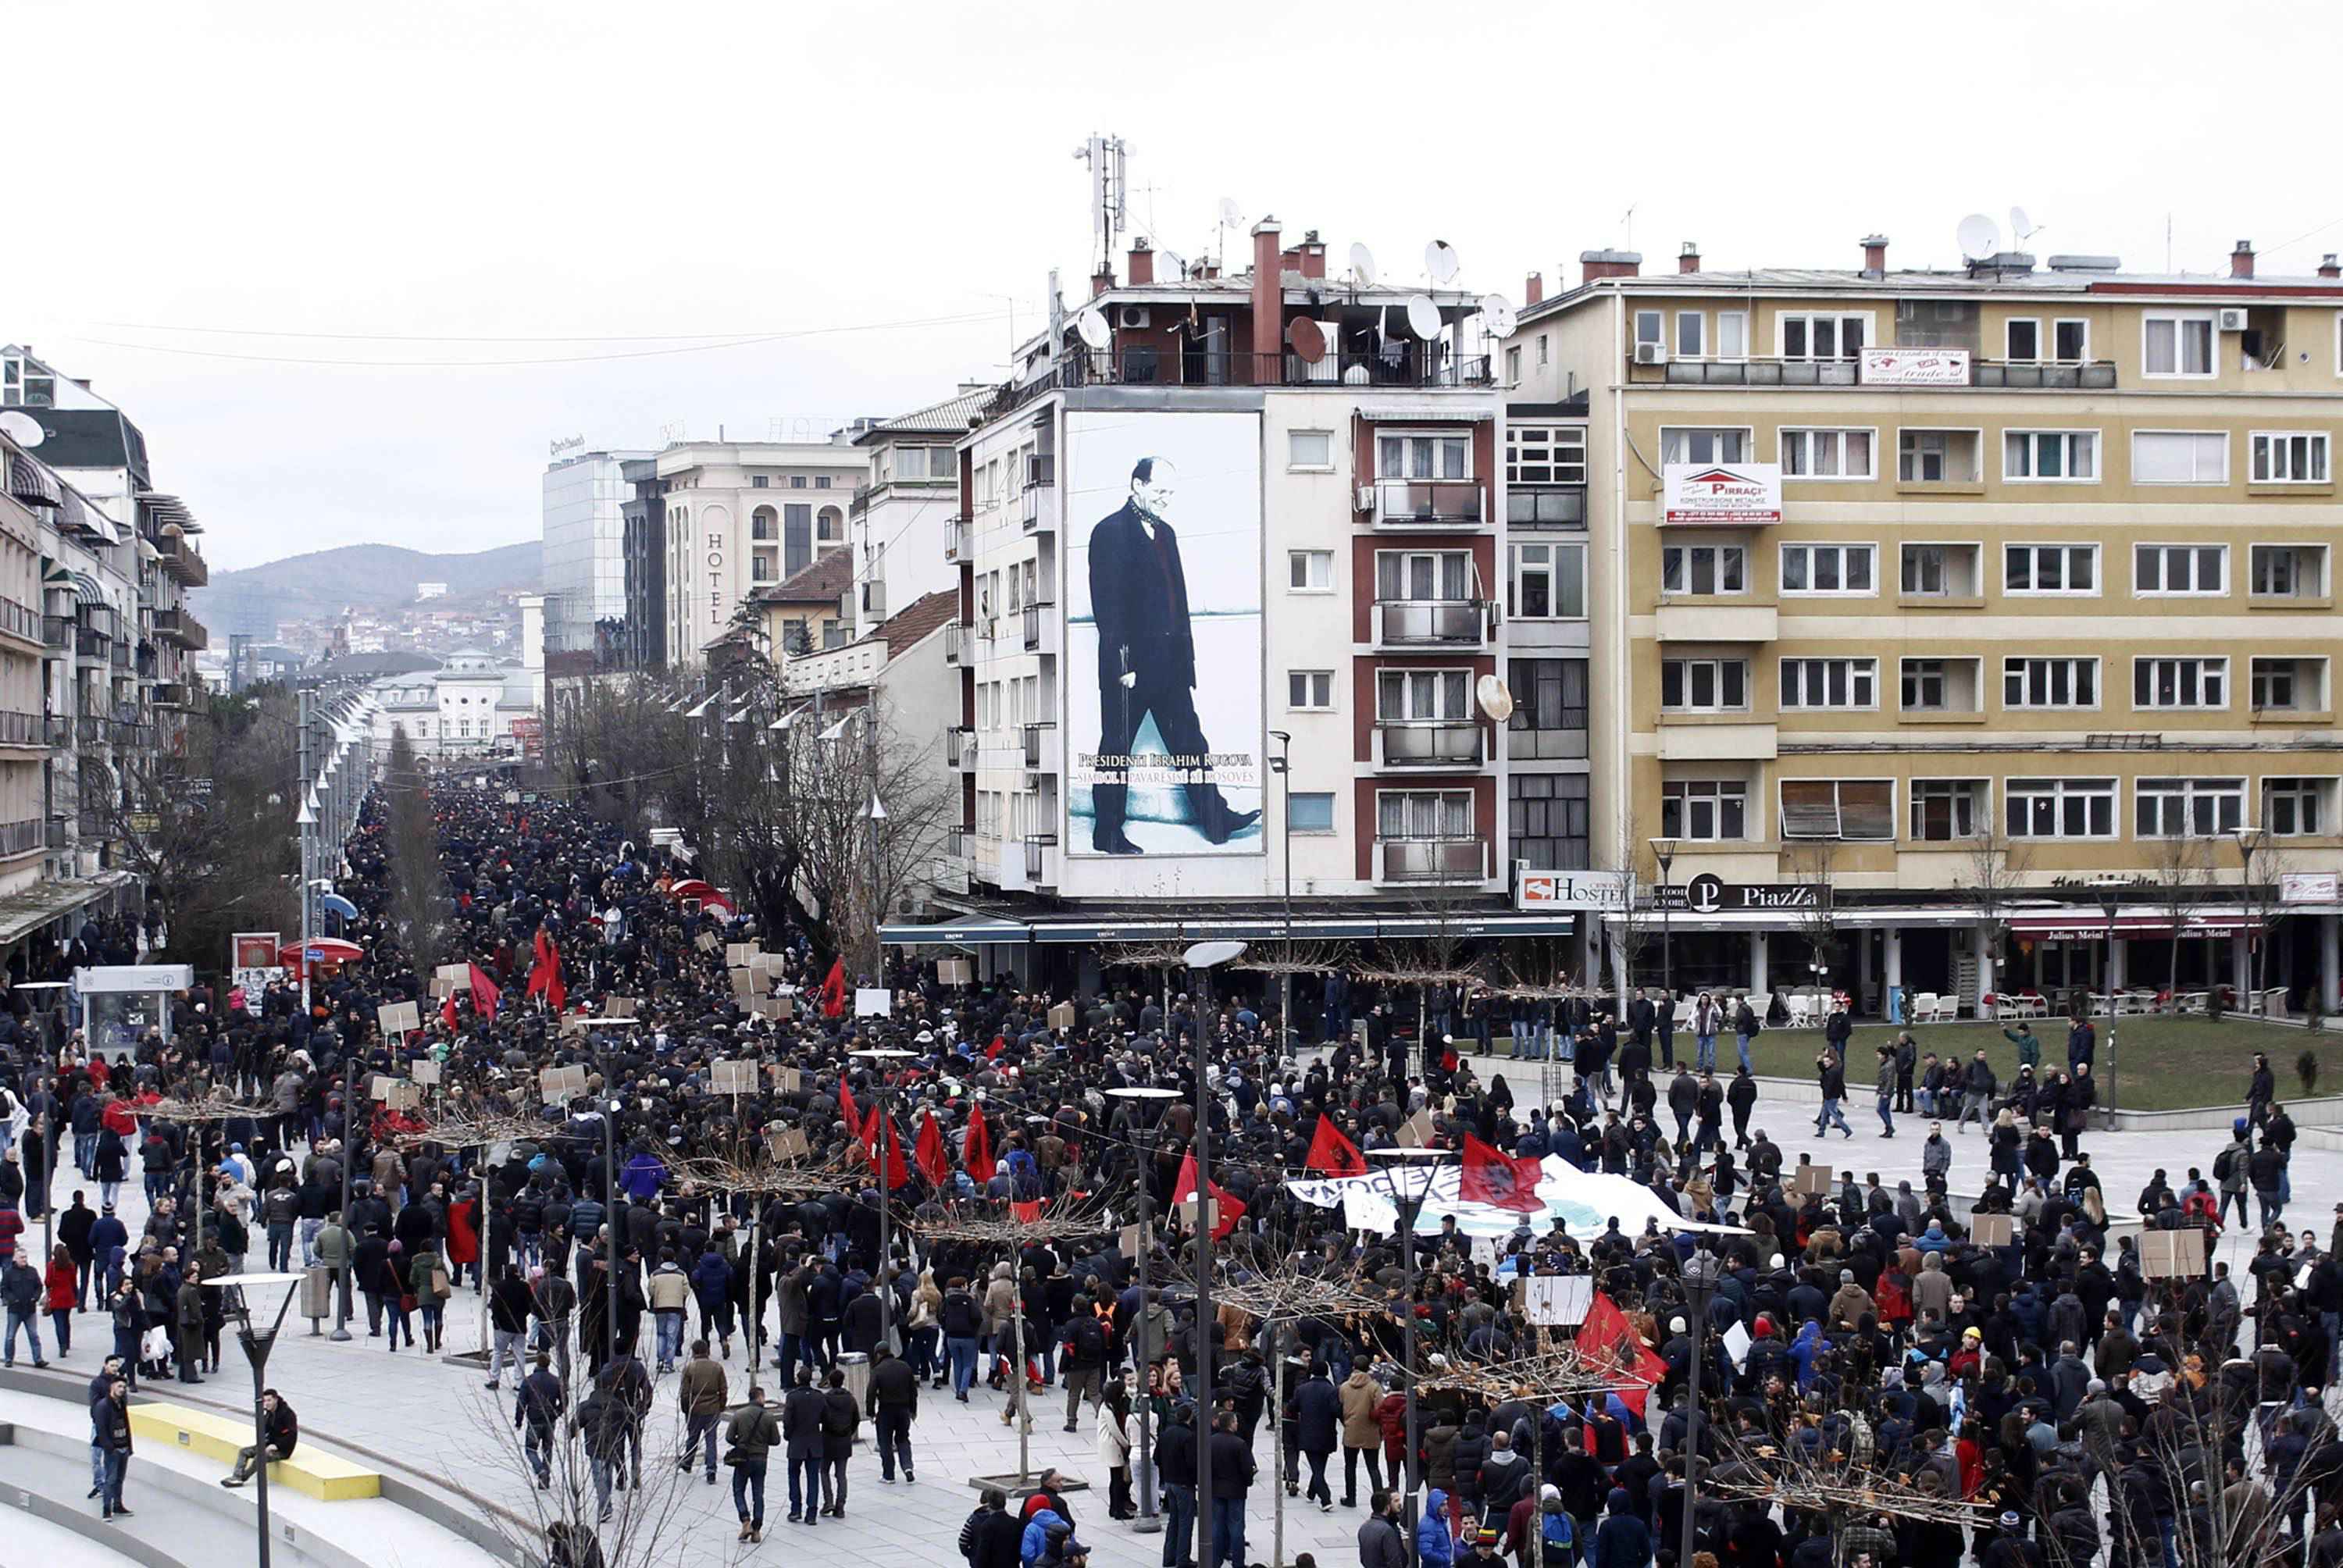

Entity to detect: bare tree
[1785,839,1838,1000]
[1609,808,1652,996]
[2146,829,2216,1000]
[384,725,448,975]
[1956,818,2035,1007]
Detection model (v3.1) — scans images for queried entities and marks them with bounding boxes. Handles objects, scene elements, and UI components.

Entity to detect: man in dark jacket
[1293,1360,1341,1510]
[818,1365,858,1516]
[515,1352,563,1487]
[1206,1410,1257,1568]
[1358,1489,1408,1568]
[1060,1299,1107,1431]
[221,1389,298,1487]
[868,1342,919,1483]
[1155,1404,1198,1568]
[967,1486,1025,1568]
[781,1367,828,1526]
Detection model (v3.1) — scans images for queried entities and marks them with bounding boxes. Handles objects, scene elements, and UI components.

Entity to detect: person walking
[1814,1053,1852,1139]
[515,1353,563,1488]
[173,1262,205,1383]
[408,1241,451,1355]
[781,1366,827,1526]
[1873,1044,1897,1138]
[724,1384,781,1543]
[1295,1358,1342,1512]
[818,1363,858,1516]
[93,1374,134,1520]
[487,1263,533,1388]
[1958,1050,1998,1133]
[44,1242,76,1356]
[1339,1363,1385,1506]
[1207,1409,1256,1568]
[2,1249,48,1366]
[868,1341,919,1484]
[1058,1293,1107,1431]
[677,1338,728,1484]
[219,1389,298,1488]
[1155,1402,1198,1568]
[647,1247,690,1374]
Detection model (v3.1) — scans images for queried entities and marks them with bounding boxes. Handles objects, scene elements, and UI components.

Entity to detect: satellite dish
[1476,675,1515,722]
[1285,317,1327,363]
[1404,294,1440,340]
[1478,294,1517,337]
[1425,240,1461,284]
[1074,309,1111,351]
[1350,243,1378,288]
[0,412,43,448]
[1218,197,1243,230]
[2010,205,2035,242]
[1160,249,1189,280]
[1183,939,1248,969]
[1956,213,2000,259]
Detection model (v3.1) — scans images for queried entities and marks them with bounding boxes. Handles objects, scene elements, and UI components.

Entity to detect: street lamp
[1649,837,1678,1027]
[204,1270,305,1568]
[1268,731,1294,1051]
[1182,938,1246,1568]
[850,1046,915,1352]
[2237,826,2270,1013]
[1104,1083,1182,1533]
[1364,1146,1453,1567]
[1678,1246,1721,1563]
[2094,881,2123,1126]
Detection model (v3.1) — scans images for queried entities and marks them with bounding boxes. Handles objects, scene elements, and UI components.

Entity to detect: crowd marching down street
[4,779,2341,1568]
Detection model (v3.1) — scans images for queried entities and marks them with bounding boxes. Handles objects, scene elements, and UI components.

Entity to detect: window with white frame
[1661,543,1746,594]
[1910,779,1987,841]
[1901,657,1977,712]
[2134,656,2228,710]
[1376,432,1469,479]
[2004,657,2099,709]
[1377,788,1471,839]
[1660,659,1749,712]
[1635,312,1664,351]
[1660,779,1747,841]
[1536,334,1549,365]
[1291,793,1336,834]
[1288,430,1335,471]
[1508,542,1585,618]
[2134,543,2226,596]
[1287,670,1335,711]
[2003,429,2099,480]
[1288,549,1334,591]
[1780,542,1875,595]
[2264,777,2330,836]
[1896,429,1980,483]
[1780,779,1895,840]
[2144,312,2215,377]
[2135,777,2245,838]
[1779,427,1875,479]
[2132,430,2228,484]
[1505,346,1521,384]
[1377,668,1471,722]
[2251,432,2330,483]
[1779,312,1867,360]
[1899,542,1979,597]
[1658,427,1749,465]
[1779,657,1878,709]
[1716,311,1749,360]
[1378,549,1471,603]
[2006,777,2117,839]
[1675,312,1706,358]
[2249,657,2323,711]
[1506,426,1586,485]
[2005,319,2040,361]
[2054,319,2089,362]
[2250,543,2328,598]
[2004,543,2098,595]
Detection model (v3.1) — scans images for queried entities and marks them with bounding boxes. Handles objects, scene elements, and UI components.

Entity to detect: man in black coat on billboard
[1086,456,1261,854]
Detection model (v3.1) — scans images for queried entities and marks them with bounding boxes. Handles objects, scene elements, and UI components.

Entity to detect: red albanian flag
[1460,1133,1543,1213]
[839,1075,872,1153]
[1170,1150,1244,1240]
[963,1103,996,1185]
[468,963,501,1021]
[1577,1289,1668,1418]
[1303,1116,1368,1178]
[818,957,847,1020]
[915,1110,950,1188]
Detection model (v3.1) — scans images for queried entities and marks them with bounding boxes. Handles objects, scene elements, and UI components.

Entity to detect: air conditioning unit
[1356,484,1377,512]
[2216,307,2250,333]
[1118,305,1151,330]
[1634,341,1670,365]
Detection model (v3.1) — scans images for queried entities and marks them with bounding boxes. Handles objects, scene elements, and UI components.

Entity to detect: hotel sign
[1661,463,1781,525]
[1517,868,1635,911]
[1859,347,1970,386]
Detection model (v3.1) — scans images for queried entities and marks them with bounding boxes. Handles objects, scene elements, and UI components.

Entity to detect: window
[1897,429,1980,483]
[1779,427,1874,479]
[1510,773,1591,869]
[1507,543,1585,618]
[2005,319,2040,362]
[1289,793,1336,834]
[1660,659,1749,713]
[1910,779,1986,841]
[2134,657,2227,710]
[1660,780,1747,841]
[2132,431,2227,484]
[1635,312,1664,351]
[751,475,769,488]
[1287,549,1334,591]
[1536,334,1549,365]
[2004,543,2098,595]
[2054,319,2089,362]
[1378,789,1471,839]
[1507,658,1590,760]
[2134,544,2226,596]
[1899,543,1979,597]
[2250,657,2323,711]
[1376,433,1469,479]
[1287,670,1336,711]
[2003,657,2099,709]
[1779,312,1867,360]
[1505,346,1521,383]
[2252,432,2330,483]
[1380,550,1471,602]
[1289,430,1334,471]
[751,507,778,541]
[2136,778,2245,838]
[1716,312,1749,360]
[2006,778,2117,839]
[1658,428,1749,465]
[1507,425,1585,485]
[2265,778,2328,836]
[1661,543,1746,594]
[1668,312,1703,358]
[1377,668,1471,722]
[1901,658,1949,711]
[818,507,843,543]
[790,475,808,489]
[0,357,53,407]
[1781,779,1895,840]
[783,504,813,577]
[2003,430,2099,480]
[2250,544,2328,598]
[1780,657,1878,709]
[2144,313,2215,377]
[1780,542,1875,595]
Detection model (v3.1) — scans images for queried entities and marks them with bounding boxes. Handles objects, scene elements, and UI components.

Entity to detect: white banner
[1661,462,1781,526]
[1859,347,1970,385]
[2281,871,2339,905]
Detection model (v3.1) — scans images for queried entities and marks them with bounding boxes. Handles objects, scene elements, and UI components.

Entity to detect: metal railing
[1022,601,1055,650]
[944,516,968,561]
[1507,485,1587,528]
[1373,599,1489,647]
[75,628,105,658]
[74,715,105,746]
[1370,479,1486,526]
[988,346,1494,418]
[1026,453,1056,488]
[0,710,43,747]
[44,715,68,747]
[1642,354,2118,390]
[0,597,41,645]
[1376,720,1485,768]
[153,608,209,649]
[1375,836,1488,882]
[943,622,965,665]
[109,639,130,668]
[40,614,70,650]
[0,818,41,856]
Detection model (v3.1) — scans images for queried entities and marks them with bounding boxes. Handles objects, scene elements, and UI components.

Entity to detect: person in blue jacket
[1592,1485,1653,1567]
[1417,1486,1456,1568]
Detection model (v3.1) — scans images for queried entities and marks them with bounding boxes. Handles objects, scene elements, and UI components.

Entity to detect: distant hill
[194,540,541,632]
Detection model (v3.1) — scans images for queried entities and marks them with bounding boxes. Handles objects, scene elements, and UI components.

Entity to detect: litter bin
[301,1263,333,1321]
[835,1350,871,1406]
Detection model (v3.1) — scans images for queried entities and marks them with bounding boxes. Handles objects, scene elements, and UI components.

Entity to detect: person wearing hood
[1788,1319,1830,1391]
[1020,1507,1069,1567]
[1592,1486,1651,1568]
[1417,1487,1457,1568]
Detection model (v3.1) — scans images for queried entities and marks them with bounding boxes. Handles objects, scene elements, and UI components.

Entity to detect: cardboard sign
[386,1083,424,1111]
[696,932,722,955]
[711,1060,758,1095]
[752,952,788,978]
[1792,1164,1831,1198]
[1522,1274,1594,1327]
[855,987,892,1018]
[1120,1224,1146,1260]
[1395,1108,1435,1149]
[411,1058,443,1087]
[732,968,758,1000]
[752,998,789,1021]
[378,1001,421,1037]
[604,996,638,1020]
[726,943,755,968]
[1970,1213,2014,1247]
[368,1074,398,1100]
[437,963,469,983]
[561,1013,590,1037]
[779,1067,803,1093]
[1176,1197,1221,1230]
[938,958,972,986]
[539,1064,589,1100]
[769,1127,811,1161]
[1722,1321,1753,1367]
[430,975,455,999]
[2138,1228,2207,1280]
[1047,1001,1076,1031]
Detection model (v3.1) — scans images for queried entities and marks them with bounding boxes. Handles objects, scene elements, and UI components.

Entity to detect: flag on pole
[1170,1150,1244,1240]
[1303,1116,1368,1178]
[818,957,847,1019]
[1460,1134,1543,1213]
[964,1104,996,1185]
[1575,1289,1667,1417]
[468,963,501,1021]
[441,988,458,1033]
[915,1110,950,1188]
[839,1076,872,1153]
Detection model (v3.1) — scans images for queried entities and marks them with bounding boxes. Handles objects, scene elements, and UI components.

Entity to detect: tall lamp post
[1364,1146,1453,1566]
[850,1045,916,1351]
[1268,731,1294,1050]
[2236,827,2270,1013]
[205,1270,306,1568]
[1678,1246,1721,1563]
[2095,881,2123,1127]
[1649,836,1678,1020]
[1104,1082,1182,1533]
[1182,939,1246,1568]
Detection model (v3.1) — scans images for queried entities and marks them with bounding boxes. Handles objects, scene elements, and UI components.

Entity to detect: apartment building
[655,438,863,666]
[915,218,1566,985]
[1500,237,2343,1017]
[846,390,986,642]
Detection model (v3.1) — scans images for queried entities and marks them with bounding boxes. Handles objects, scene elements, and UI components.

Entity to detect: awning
[0,870,135,949]
[2011,912,2263,941]
[7,453,61,509]
[883,908,1577,946]
[68,570,105,605]
[879,913,1033,947]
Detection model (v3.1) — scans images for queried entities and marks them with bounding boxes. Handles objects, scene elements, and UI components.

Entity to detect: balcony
[1632,355,2117,390]
[158,532,209,586]
[1654,601,1778,643]
[0,597,39,650]
[152,608,209,650]
[946,726,975,773]
[44,715,68,748]
[944,622,966,666]
[1021,721,1061,774]
[40,614,70,655]
[1020,477,1057,535]
[1021,601,1059,656]
[75,627,106,659]
[947,825,974,861]
[1030,347,1492,403]
[861,579,886,618]
[1656,717,1778,761]
[74,715,105,747]
[0,711,42,750]
[109,638,129,669]
[44,819,66,849]
[1372,836,1489,885]
[945,515,969,562]
[152,683,191,710]
[0,818,41,858]
[1372,599,1491,651]
[1372,720,1485,771]
[1022,833,1059,887]
[1508,485,1586,529]
[1368,479,1487,529]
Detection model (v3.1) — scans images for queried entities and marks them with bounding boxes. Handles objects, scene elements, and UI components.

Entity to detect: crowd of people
[0,777,2336,1566]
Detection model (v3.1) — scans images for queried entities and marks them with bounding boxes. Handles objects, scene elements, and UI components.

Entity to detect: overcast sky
[15,0,2343,572]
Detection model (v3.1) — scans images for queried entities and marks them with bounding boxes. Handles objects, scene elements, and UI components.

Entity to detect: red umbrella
[280,936,365,976]
[669,878,718,902]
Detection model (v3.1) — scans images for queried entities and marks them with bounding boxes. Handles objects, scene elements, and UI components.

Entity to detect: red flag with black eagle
[1303,1116,1368,1178]
[1575,1289,1668,1417]
[964,1103,996,1185]
[468,963,501,1021]
[915,1109,950,1188]
[818,957,847,1019]
[1460,1133,1543,1213]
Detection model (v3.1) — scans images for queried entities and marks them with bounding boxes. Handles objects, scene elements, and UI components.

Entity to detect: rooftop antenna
[1073,134,1129,273]
[1621,203,1636,251]
[2010,205,2045,247]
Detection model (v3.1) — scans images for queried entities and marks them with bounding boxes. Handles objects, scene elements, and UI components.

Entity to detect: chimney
[1678,241,1700,275]
[1525,272,1543,306]
[1578,249,1641,286]
[1281,248,1302,276]
[1861,234,1888,279]
[1298,230,1326,280]
[2321,254,2340,280]
[1091,265,1114,297]
[1128,239,1154,287]
[1250,216,1285,366]
[2232,239,2256,279]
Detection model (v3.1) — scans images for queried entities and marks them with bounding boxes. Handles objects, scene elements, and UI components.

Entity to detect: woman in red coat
[43,1244,77,1356]
[445,1191,480,1289]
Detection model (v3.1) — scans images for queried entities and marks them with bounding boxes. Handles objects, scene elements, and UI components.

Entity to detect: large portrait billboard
[1066,409,1264,857]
